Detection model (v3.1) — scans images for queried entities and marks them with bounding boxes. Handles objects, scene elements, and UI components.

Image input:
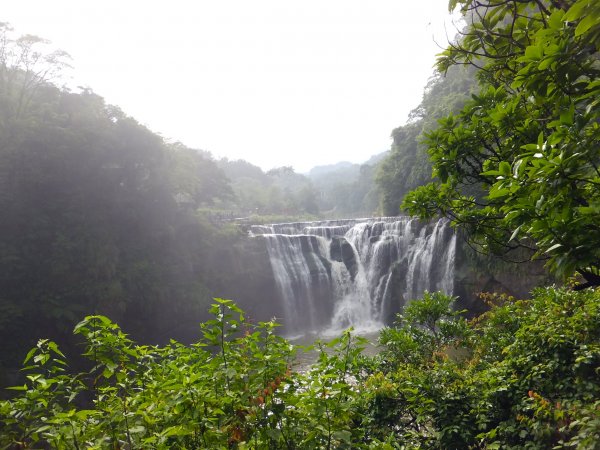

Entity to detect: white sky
[3,1,458,173]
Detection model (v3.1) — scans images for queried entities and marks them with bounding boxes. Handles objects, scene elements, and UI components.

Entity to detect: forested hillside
[0,25,261,370]
[217,161,320,218]
[2,0,600,448]
[376,64,477,215]
[404,0,600,285]
[0,23,391,372]
[307,160,381,217]
[216,157,385,219]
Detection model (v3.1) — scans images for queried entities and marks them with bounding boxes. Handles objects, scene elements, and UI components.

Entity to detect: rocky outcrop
[453,237,552,316]
[330,237,358,281]
[214,235,283,323]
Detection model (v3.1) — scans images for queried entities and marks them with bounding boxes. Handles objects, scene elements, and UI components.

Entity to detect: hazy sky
[3,1,458,172]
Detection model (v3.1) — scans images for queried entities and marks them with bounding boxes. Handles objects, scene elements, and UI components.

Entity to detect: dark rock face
[378,260,408,324]
[215,236,283,323]
[330,237,359,281]
[452,236,552,317]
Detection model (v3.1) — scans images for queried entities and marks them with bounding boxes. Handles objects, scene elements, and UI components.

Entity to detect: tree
[0,25,244,369]
[170,144,233,208]
[376,64,477,216]
[0,23,71,124]
[403,0,600,285]
[377,122,424,215]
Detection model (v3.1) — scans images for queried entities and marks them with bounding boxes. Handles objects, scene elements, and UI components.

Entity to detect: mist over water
[252,217,456,338]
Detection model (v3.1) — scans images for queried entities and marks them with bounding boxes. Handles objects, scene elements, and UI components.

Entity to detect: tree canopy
[0,22,336,370]
[0,24,241,368]
[404,0,600,285]
[3,288,600,448]
[376,64,478,216]
[308,160,381,217]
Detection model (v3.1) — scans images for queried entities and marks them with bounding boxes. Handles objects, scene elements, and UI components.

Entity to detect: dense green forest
[2,289,599,448]
[216,153,385,219]
[0,23,313,372]
[306,157,384,217]
[375,64,478,215]
[0,21,387,373]
[2,0,600,448]
[403,0,600,284]
[215,161,318,218]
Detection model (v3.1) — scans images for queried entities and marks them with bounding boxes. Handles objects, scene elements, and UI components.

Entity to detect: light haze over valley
[2,1,600,447]
[4,0,458,172]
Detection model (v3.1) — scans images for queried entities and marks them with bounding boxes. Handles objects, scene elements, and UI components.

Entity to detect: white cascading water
[252,217,456,337]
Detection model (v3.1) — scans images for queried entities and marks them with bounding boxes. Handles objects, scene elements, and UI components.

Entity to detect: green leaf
[48,341,65,358]
[563,0,588,22]
[162,425,189,437]
[509,225,522,242]
[537,132,544,148]
[332,430,353,442]
[524,45,543,60]
[548,10,564,29]
[538,57,555,71]
[545,243,562,253]
[560,104,574,125]
[448,0,459,13]
[23,347,37,365]
[575,12,599,37]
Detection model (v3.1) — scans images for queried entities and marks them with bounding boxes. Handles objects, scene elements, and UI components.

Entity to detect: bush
[375,287,600,448]
[2,288,600,448]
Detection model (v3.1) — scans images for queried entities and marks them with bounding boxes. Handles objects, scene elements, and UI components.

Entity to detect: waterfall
[252,217,456,336]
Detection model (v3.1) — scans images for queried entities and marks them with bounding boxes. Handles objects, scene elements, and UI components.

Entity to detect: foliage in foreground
[404,0,600,283]
[2,288,600,449]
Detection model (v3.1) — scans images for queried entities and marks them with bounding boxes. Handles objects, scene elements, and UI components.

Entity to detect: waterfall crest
[252,217,456,336]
